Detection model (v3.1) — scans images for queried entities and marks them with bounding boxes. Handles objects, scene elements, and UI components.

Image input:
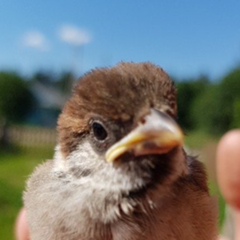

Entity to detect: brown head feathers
[58,62,177,157]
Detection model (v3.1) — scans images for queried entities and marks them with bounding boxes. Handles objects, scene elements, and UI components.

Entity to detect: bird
[24,62,218,240]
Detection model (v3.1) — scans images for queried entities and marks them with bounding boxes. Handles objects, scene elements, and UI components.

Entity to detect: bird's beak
[105,109,184,163]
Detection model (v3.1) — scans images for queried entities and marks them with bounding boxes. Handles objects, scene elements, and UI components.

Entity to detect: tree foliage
[176,76,210,131]
[0,72,34,123]
[190,85,221,134]
[233,99,240,128]
[217,68,240,132]
[176,67,240,135]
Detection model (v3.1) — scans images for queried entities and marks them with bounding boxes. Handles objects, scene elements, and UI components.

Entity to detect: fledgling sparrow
[24,62,218,240]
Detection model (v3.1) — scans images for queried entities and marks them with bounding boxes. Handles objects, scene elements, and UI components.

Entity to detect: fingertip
[217,130,240,155]
[217,130,240,210]
[15,208,30,240]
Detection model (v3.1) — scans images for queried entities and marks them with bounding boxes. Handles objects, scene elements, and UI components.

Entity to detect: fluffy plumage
[24,62,218,240]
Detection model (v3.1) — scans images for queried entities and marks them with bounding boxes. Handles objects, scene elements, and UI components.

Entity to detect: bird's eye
[92,122,108,141]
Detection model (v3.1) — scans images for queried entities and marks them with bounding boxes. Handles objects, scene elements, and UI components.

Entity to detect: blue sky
[1,1,240,80]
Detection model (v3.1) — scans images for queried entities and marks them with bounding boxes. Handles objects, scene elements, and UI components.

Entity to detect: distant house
[28,82,70,128]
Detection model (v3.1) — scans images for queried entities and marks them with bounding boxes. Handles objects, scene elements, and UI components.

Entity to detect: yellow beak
[105,109,184,163]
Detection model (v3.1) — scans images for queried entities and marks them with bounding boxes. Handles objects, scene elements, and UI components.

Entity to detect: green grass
[0,147,54,240]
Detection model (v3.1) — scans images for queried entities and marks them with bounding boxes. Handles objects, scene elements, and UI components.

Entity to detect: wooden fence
[7,126,57,148]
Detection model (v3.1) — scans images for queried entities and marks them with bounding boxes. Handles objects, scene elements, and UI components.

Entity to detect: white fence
[8,126,57,148]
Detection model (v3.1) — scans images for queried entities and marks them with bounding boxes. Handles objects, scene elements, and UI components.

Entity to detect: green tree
[0,72,34,147]
[190,84,221,134]
[191,67,240,135]
[176,76,210,131]
[232,99,240,128]
[216,67,240,133]
[0,72,34,123]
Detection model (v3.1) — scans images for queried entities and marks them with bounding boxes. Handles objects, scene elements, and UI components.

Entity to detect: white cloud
[59,25,91,46]
[22,31,49,51]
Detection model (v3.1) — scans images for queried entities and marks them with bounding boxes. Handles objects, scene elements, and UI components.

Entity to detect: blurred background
[1,1,240,239]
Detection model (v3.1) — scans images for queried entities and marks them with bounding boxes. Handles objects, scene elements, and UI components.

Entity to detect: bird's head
[55,62,188,202]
